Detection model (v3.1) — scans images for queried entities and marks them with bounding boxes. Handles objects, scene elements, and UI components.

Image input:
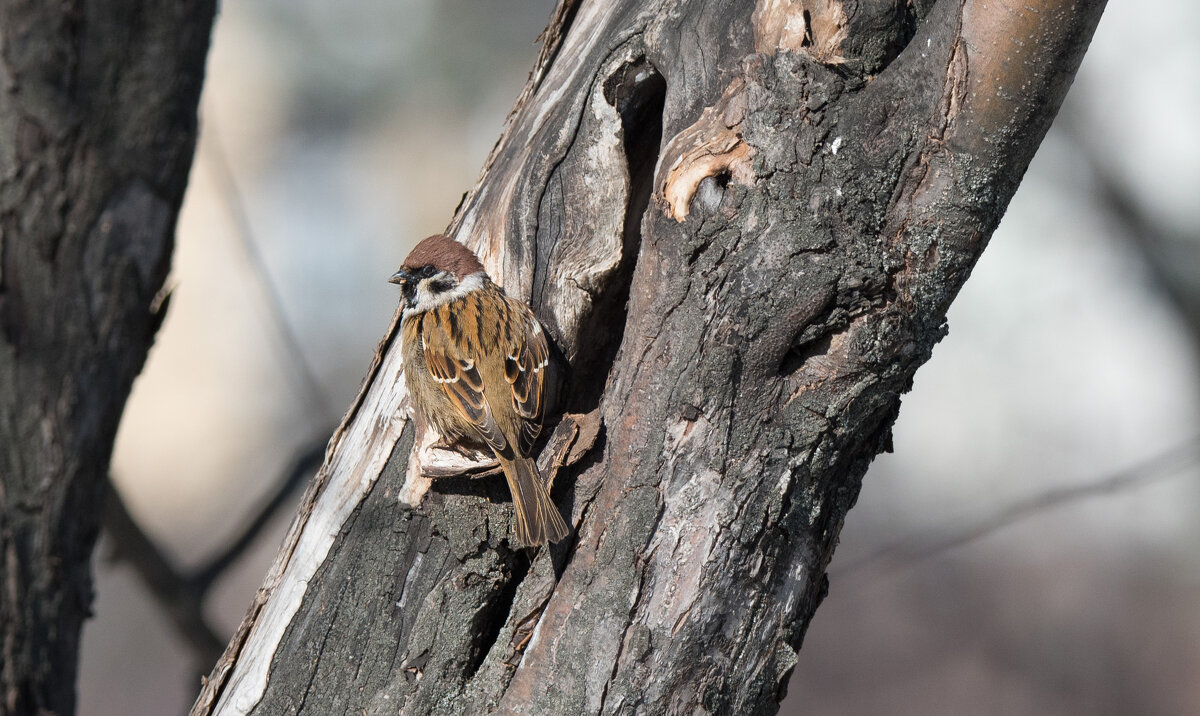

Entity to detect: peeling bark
[0,1,216,713]
[194,1,1106,714]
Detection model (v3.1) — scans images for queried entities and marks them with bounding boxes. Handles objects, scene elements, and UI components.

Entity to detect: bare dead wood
[0,1,216,712]
[193,1,1107,714]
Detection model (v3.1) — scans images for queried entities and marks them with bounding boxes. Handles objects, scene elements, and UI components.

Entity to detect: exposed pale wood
[193,1,1108,714]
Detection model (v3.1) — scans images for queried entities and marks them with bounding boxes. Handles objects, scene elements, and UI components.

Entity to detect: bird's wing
[422,318,508,454]
[503,306,550,456]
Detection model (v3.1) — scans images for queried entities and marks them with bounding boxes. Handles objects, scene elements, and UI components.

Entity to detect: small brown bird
[389,234,569,546]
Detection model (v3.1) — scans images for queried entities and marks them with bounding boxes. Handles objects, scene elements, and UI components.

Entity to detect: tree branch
[0,2,216,711]
[193,1,1109,713]
[103,486,225,668]
[1061,118,1200,340]
[837,436,1200,578]
[190,436,328,591]
[102,431,326,678]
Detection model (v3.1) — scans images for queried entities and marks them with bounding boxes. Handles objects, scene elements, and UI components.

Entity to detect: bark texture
[0,1,216,713]
[195,0,1106,714]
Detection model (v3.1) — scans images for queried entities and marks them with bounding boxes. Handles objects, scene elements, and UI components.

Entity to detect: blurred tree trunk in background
[0,1,215,713]
[194,1,1105,714]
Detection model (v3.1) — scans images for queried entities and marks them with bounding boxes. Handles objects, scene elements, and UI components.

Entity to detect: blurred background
[84,1,1200,714]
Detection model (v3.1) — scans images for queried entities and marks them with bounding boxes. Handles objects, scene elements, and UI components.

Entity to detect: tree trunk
[194,0,1105,714]
[0,1,216,713]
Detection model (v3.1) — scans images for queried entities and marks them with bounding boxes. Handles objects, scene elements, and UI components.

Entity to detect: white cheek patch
[402,272,486,318]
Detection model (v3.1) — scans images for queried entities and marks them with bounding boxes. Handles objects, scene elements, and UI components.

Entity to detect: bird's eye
[418,266,437,279]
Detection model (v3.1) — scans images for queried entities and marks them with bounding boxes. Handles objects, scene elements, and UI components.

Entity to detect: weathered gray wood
[194,0,1107,714]
[0,1,216,713]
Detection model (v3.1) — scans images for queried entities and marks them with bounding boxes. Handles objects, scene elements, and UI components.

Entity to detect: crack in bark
[596,547,653,714]
[294,574,351,714]
[464,548,530,679]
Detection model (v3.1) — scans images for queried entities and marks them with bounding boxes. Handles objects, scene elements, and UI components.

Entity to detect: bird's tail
[500,456,569,547]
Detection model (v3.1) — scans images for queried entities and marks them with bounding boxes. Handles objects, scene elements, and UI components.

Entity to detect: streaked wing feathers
[504,313,549,456]
[421,293,549,459]
[423,323,508,454]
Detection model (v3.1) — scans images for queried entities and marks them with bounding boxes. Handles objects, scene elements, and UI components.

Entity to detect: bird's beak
[388,269,411,286]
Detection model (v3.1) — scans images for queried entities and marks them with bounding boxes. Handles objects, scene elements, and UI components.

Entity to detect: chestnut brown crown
[401,234,485,279]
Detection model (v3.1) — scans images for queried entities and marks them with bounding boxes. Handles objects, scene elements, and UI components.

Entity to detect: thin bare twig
[104,435,325,669]
[836,436,1200,578]
[103,486,224,668]
[101,117,346,671]
[201,120,336,420]
[1059,116,1200,336]
[838,127,1200,580]
[190,435,329,590]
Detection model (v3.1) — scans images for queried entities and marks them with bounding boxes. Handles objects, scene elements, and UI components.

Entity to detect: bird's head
[389,234,487,314]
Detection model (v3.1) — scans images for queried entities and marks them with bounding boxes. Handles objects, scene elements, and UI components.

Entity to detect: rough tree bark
[0,1,216,713]
[194,0,1105,714]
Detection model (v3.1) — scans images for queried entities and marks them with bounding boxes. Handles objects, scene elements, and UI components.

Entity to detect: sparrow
[389,234,570,547]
